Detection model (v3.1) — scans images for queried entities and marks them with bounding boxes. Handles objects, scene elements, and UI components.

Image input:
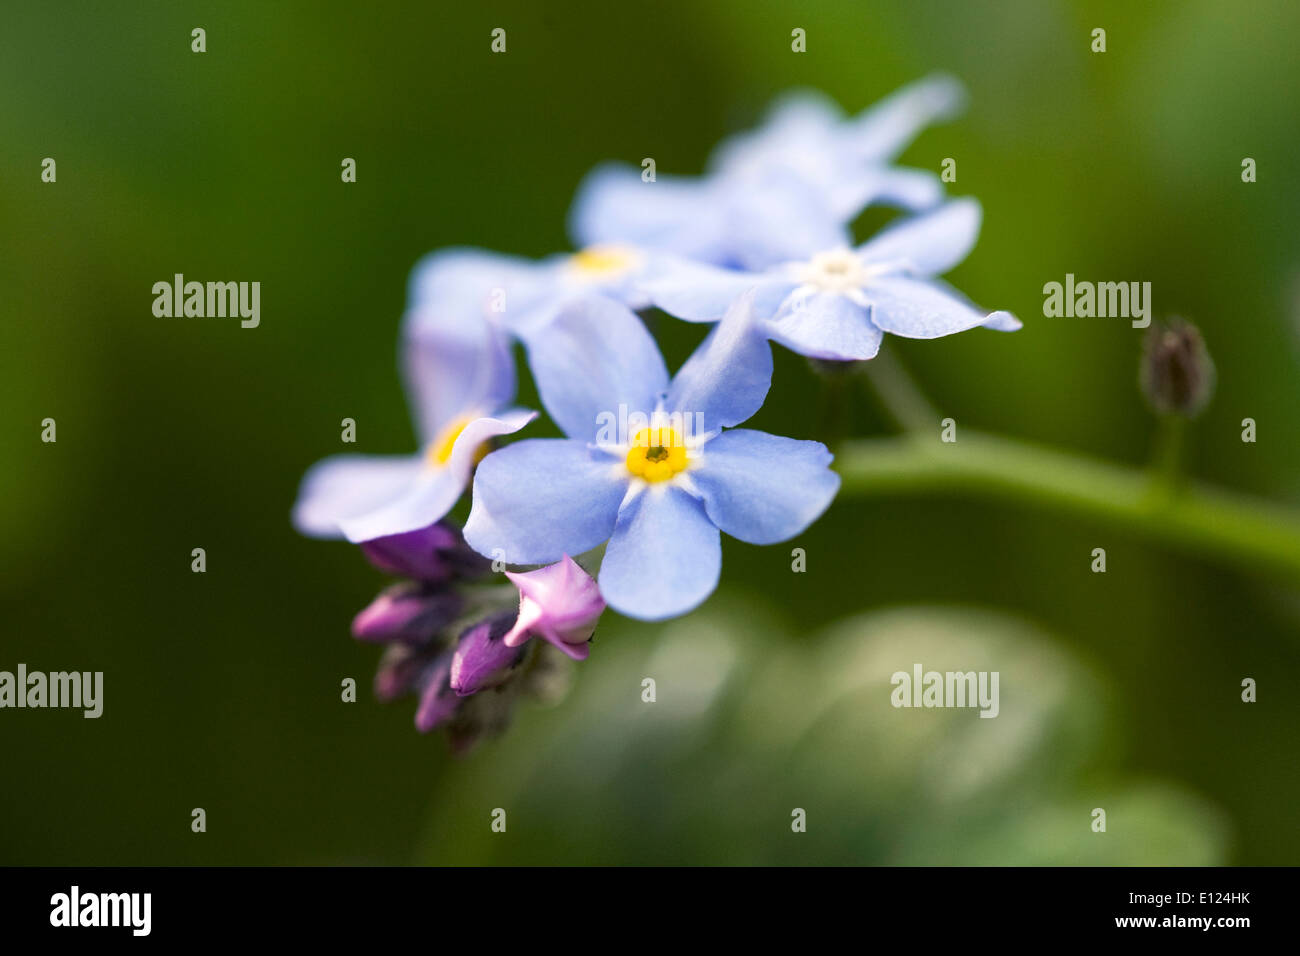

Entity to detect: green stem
[835,430,1300,581]
[860,347,938,434]
[1148,414,1187,498]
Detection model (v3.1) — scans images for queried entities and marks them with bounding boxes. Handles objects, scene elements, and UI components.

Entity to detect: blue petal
[982,311,1023,332]
[721,172,853,271]
[402,314,516,445]
[708,89,949,225]
[707,89,846,177]
[852,166,946,214]
[338,410,537,543]
[292,455,423,539]
[927,279,1023,332]
[338,469,464,544]
[691,429,840,544]
[642,256,791,323]
[855,198,982,278]
[846,74,966,163]
[406,247,538,315]
[598,486,721,620]
[764,291,882,360]
[568,162,730,263]
[406,246,568,343]
[864,276,1000,339]
[464,438,627,564]
[524,295,669,440]
[666,291,773,432]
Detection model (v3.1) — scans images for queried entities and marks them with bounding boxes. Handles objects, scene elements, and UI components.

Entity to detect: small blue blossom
[642,197,1021,361]
[568,76,964,271]
[463,294,840,621]
[292,298,535,542]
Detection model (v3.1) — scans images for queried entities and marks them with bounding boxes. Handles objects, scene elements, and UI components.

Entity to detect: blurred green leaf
[415,599,1227,864]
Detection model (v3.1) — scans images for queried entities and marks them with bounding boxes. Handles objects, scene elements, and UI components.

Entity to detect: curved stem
[835,430,1300,582]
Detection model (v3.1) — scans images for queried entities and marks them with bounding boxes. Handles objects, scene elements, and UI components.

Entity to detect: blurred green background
[2,0,1297,864]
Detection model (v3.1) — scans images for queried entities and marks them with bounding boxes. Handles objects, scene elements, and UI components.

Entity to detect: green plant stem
[835,430,1300,582]
[860,347,938,433]
[1148,414,1187,497]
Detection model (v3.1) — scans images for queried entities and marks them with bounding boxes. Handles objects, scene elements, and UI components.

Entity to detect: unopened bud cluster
[352,522,604,753]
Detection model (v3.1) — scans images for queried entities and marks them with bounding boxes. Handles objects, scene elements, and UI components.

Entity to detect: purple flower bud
[373,644,427,701]
[351,582,462,644]
[413,655,462,732]
[502,556,604,661]
[360,521,490,582]
[449,612,526,697]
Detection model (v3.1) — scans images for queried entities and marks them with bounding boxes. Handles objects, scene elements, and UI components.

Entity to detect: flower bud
[360,521,490,582]
[502,555,604,660]
[351,582,462,644]
[413,655,462,733]
[449,612,526,697]
[373,644,431,701]
[1140,318,1215,418]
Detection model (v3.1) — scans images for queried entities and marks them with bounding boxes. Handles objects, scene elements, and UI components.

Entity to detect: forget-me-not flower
[292,299,535,542]
[463,294,841,621]
[568,75,964,271]
[641,198,1021,361]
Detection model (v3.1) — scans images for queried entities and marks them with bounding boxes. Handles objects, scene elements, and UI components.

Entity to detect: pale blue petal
[406,246,566,343]
[463,438,627,564]
[855,198,982,278]
[982,311,1023,331]
[666,291,772,431]
[721,172,853,271]
[336,412,537,543]
[707,89,845,178]
[292,455,423,539]
[338,468,466,544]
[864,276,994,339]
[568,162,729,262]
[853,166,946,214]
[598,487,721,621]
[642,256,791,323]
[926,279,1023,332]
[764,291,882,360]
[525,295,669,441]
[402,312,515,444]
[708,87,950,225]
[691,429,840,545]
[406,247,538,315]
[846,74,966,163]
[489,255,580,339]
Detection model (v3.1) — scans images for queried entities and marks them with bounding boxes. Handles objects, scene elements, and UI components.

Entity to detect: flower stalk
[835,429,1300,582]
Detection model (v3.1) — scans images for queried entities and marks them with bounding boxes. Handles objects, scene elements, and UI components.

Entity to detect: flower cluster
[292,77,1018,745]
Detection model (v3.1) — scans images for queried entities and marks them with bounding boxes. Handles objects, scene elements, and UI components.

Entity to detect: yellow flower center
[570,243,637,277]
[625,426,689,483]
[427,417,487,468]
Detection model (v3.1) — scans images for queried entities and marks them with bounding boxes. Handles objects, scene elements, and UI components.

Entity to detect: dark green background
[2,0,1297,864]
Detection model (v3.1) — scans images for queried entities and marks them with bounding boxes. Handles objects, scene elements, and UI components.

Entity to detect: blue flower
[292,296,535,542]
[568,76,964,271]
[641,198,1022,361]
[463,294,841,621]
